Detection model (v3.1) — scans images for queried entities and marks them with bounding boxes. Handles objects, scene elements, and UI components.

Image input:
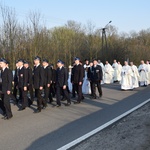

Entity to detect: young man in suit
[12,61,19,104]
[0,58,13,120]
[33,56,46,113]
[49,64,56,103]
[17,59,28,111]
[42,59,52,106]
[24,60,34,107]
[91,59,103,99]
[55,60,71,107]
[71,57,84,104]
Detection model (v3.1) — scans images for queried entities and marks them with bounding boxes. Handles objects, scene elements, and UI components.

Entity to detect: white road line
[57,98,150,150]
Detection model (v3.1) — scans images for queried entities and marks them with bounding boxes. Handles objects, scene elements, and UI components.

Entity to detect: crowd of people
[0,56,149,120]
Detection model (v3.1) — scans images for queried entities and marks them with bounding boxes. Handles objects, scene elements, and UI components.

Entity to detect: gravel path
[70,102,150,150]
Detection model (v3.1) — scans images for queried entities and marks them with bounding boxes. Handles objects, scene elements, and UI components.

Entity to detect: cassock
[121,65,133,90]
[104,63,114,84]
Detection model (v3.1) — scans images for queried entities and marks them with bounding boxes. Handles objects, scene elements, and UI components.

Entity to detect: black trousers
[56,85,70,106]
[0,99,6,115]
[13,83,18,99]
[1,93,12,118]
[91,81,102,97]
[35,89,46,110]
[44,85,50,104]
[28,84,34,102]
[74,83,82,102]
[19,88,28,108]
[72,83,76,97]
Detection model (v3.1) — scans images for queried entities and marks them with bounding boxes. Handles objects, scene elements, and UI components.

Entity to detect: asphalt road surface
[0,83,149,150]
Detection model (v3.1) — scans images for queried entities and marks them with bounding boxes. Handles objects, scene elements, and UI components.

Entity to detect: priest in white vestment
[121,61,133,90]
[112,59,119,82]
[138,60,148,86]
[145,61,150,84]
[130,62,139,88]
[104,61,114,84]
[118,62,122,82]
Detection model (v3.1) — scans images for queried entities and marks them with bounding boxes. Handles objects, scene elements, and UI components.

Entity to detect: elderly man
[121,61,133,90]
[112,59,119,82]
[104,61,114,84]
[130,62,139,88]
[138,60,148,86]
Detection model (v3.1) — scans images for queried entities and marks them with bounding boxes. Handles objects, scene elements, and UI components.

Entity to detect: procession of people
[0,56,150,120]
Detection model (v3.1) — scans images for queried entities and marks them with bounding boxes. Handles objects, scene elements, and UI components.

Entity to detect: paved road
[0,83,149,150]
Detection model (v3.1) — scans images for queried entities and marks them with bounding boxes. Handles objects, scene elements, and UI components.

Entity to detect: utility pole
[101,21,112,61]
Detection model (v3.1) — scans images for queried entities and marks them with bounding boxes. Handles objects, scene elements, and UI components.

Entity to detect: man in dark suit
[49,64,56,103]
[12,61,19,104]
[91,59,103,99]
[24,60,34,107]
[87,61,94,96]
[33,56,46,113]
[0,58,13,120]
[42,59,52,106]
[17,59,28,111]
[56,60,71,107]
[71,57,84,104]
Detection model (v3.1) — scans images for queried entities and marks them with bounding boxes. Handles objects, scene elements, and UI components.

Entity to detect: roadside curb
[58,98,150,150]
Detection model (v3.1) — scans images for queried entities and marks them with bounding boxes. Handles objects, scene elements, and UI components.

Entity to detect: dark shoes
[99,94,102,98]
[65,102,71,106]
[2,115,13,120]
[74,101,81,104]
[35,109,41,113]
[18,107,26,111]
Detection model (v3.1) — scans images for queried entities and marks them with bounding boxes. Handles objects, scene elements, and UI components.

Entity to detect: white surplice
[121,65,133,90]
[112,62,119,81]
[131,65,139,88]
[118,64,122,81]
[82,71,91,94]
[68,72,72,92]
[104,63,114,84]
[145,64,150,84]
[138,64,148,86]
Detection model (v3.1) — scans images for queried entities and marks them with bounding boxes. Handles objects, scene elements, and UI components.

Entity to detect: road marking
[57,98,150,150]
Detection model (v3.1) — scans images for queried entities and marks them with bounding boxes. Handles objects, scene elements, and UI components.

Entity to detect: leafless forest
[0,4,150,69]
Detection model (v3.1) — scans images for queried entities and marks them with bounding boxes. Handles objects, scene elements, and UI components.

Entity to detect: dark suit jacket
[33,65,44,89]
[1,68,13,94]
[13,68,19,84]
[43,66,52,86]
[91,65,103,81]
[71,64,84,84]
[52,69,56,83]
[87,67,93,80]
[56,67,68,87]
[18,67,28,88]
[27,67,33,85]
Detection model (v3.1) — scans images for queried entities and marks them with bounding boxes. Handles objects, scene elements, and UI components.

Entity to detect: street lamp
[100,21,112,60]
